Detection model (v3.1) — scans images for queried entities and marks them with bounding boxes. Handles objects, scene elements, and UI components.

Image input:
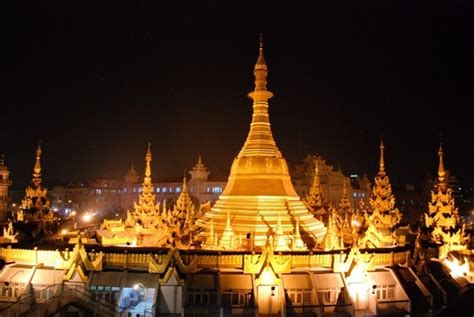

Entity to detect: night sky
[1,1,473,187]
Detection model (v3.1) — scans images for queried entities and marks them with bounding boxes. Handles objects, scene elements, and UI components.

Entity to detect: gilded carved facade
[360,141,402,248]
[424,145,468,258]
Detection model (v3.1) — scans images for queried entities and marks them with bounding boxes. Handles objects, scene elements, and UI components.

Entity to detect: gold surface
[197,38,325,249]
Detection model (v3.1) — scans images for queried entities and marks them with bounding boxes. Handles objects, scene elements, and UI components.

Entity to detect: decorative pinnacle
[198,154,202,165]
[145,143,152,178]
[182,172,188,191]
[437,142,446,183]
[0,154,4,166]
[379,138,385,173]
[33,143,42,179]
[250,33,271,98]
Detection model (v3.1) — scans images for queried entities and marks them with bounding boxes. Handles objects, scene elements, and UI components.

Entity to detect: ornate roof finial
[33,143,42,181]
[437,141,446,183]
[249,33,272,99]
[145,143,152,178]
[379,136,385,174]
[198,154,202,165]
[0,154,4,166]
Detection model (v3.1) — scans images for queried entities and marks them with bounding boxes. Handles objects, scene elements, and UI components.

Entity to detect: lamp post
[133,283,147,316]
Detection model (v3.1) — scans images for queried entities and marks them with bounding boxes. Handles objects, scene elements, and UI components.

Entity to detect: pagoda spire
[437,143,446,184]
[424,144,468,257]
[379,138,385,174]
[145,143,152,179]
[274,212,289,251]
[240,34,281,158]
[292,220,306,250]
[360,141,401,247]
[306,160,326,214]
[128,143,160,227]
[32,143,42,185]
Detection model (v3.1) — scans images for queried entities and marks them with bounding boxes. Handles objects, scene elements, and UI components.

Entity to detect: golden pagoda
[125,143,160,228]
[20,145,52,219]
[197,36,326,249]
[424,144,468,258]
[161,175,197,247]
[323,207,344,251]
[360,140,402,248]
[16,144,57,242]
[305,161,328,220]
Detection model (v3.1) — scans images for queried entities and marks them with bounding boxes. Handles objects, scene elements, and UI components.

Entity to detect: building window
[222,289,253,307]
[176,187,181,193]
[287,288,312,305]
[123,188,127,193]
[353,193,357,198]
[212,187,222,193]
[375,285,395,301]
[187,288,218,305]
[156,187,160,193]
[317,289,338,305]
[133,188,136,193]
[162,188,167,193]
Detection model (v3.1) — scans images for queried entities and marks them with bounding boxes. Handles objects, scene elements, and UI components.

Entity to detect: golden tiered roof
[20,144,52,220]
[306,161,327,217]
[360,140,402,248]
[126,143,160,228]
[197,37,326,249]
[424,144,468,257]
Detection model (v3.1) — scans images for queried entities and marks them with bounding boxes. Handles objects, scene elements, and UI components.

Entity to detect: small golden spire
[33,143,42,180]
[145,143,152,178]
[437,142,446,183]
[379,138,385,173]
[249,33,272,100]
[0,154,4,166]
[198,154,202,165]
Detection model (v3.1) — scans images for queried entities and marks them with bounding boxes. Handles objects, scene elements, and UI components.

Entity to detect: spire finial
[33,143,42,181]
[437,140,446,183]
[0,154,4,166]
[379,137,385,173]
[198,154,202,165]
[145,143,152,178]
[249,33,272,99]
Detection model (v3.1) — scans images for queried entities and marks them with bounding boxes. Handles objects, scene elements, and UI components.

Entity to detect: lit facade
[0,38,472,317]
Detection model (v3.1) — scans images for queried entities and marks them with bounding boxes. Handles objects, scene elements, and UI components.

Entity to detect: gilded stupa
[360,140,402,248]
[424,144,468,258]
[197,37,326,248]
[16,144,58,242]
[305,161,329,220]
[125,143,160,229]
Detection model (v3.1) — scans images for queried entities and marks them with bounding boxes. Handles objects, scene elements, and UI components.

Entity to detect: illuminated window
[176,187,181,193]
[163,188,167,193]
[156,187,160,193]
[133,188,136,193]
[375,285,395,301]
[123,188,127,193]
[353,193,357,198]
[287,289,312,305]
[212,187,222,193]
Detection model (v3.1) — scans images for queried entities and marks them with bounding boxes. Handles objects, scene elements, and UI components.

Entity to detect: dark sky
[1,0,473,187]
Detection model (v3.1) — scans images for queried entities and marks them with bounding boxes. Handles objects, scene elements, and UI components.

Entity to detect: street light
[133,283,147,316]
